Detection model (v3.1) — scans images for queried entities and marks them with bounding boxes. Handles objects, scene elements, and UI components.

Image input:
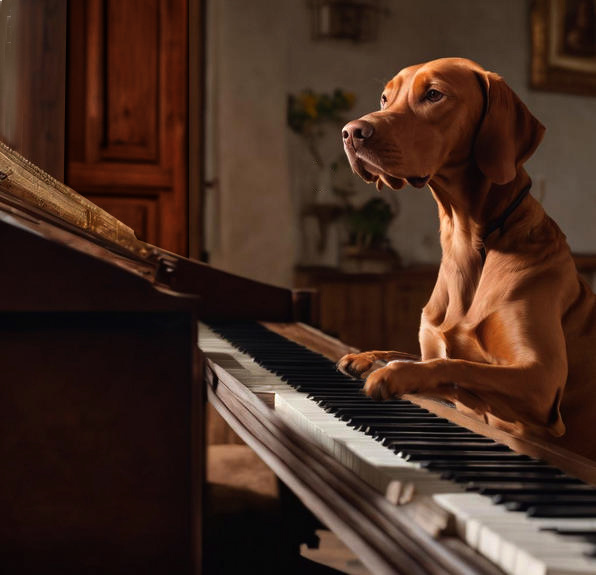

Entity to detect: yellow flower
[300,93,318,119]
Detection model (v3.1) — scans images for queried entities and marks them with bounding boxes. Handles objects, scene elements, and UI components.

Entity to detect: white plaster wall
[206,0,296,286]
[207,0,596,284]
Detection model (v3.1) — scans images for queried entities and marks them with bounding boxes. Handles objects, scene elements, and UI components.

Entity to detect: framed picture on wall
[531,0,596,95]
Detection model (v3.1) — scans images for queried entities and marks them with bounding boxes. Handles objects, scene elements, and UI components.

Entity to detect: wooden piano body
[3,141,596,574]
[0,142,312,573]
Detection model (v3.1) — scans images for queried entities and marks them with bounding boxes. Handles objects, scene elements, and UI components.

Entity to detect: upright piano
[2,141,596,575]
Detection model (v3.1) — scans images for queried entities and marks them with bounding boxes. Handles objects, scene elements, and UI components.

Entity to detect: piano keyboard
[200,321,596,575]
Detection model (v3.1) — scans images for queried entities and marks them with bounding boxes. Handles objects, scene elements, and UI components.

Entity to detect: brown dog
[338,57,596,461]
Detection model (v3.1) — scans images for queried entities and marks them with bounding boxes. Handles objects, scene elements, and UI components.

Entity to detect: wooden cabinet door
[67,0,188,254]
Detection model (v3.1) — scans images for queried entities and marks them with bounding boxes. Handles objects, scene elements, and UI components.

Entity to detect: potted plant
[342,197,401,272]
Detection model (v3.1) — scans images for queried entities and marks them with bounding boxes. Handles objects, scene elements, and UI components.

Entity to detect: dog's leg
[363,357,566,436]
[337,350,421,378]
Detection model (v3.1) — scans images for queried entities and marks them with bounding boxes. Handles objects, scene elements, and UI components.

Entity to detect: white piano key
[435,492,596,575]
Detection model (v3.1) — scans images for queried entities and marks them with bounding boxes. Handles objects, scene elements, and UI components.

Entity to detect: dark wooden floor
[205,445,370,574]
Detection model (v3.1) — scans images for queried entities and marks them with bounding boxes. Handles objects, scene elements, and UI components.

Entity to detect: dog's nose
[342,120,374,144]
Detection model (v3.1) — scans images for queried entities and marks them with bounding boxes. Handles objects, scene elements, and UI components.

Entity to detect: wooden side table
[294,265,438,355]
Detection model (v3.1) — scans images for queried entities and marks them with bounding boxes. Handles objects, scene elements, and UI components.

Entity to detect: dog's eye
[424,89,444,103]
[380,94,388,108]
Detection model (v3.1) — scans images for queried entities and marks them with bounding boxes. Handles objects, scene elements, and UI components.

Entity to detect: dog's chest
[425,321,490,363]
[422,247,510,362]
[422,288,502,363]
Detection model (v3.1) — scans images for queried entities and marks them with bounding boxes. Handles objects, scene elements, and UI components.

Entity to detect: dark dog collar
[479,183,532,263]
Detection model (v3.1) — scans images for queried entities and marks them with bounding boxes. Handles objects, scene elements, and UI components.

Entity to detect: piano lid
[0,140,150,260]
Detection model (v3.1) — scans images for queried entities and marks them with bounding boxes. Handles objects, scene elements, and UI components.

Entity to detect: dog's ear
[474,72,545,185]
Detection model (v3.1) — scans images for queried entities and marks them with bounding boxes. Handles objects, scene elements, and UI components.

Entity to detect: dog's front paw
[336,352,376,378]
[363,361,423,400]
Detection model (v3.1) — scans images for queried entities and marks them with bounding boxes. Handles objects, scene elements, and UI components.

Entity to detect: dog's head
[342,58,545,190]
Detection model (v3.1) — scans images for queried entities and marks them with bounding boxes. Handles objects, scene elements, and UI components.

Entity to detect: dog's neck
[431,165,531,221]
[428,167,546,315]
[429,166,537,252]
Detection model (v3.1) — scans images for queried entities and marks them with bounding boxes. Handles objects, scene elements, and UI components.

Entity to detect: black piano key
[545,528,596,536]
[528,505,596,518]
[280,373,336,380]
[338,411,433,420]
[252,355,333,362]
[342,414,451,424]
[444,471,571,483]
[542,528,596,545]
[423,461,553,473]
[377,433,491,442]
[275,361,334,369]
[500,493,596,511]
[286,372,346,381]
[316,397,419,404]
[349,422,442,433]
[279,372,352,379]
[290,385,359,392]
[376,430,473,442]
[290,383,362,390]
[373,429,483,436]
[286,368,342,375]
[499,486,596,498]
[301,382,364,387]
[295,385,363,393]
[470,482,596,495]
[321,402,426,411]
[324,405,424,414]
[388,443,510,456]
[290,378,362,384]
[363,422,463,431]
[402,450,530,462]
[385,439,507,449]
[307,390,371,398]
[338,411,441,422]
[319,397,407,404]
[332,404,431,412]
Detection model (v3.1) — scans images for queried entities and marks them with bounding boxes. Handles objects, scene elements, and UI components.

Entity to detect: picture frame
[531,0,596,95]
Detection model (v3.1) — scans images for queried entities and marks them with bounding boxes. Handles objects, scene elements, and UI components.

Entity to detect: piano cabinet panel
[0,312,203,573]
[294,266,437,355]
